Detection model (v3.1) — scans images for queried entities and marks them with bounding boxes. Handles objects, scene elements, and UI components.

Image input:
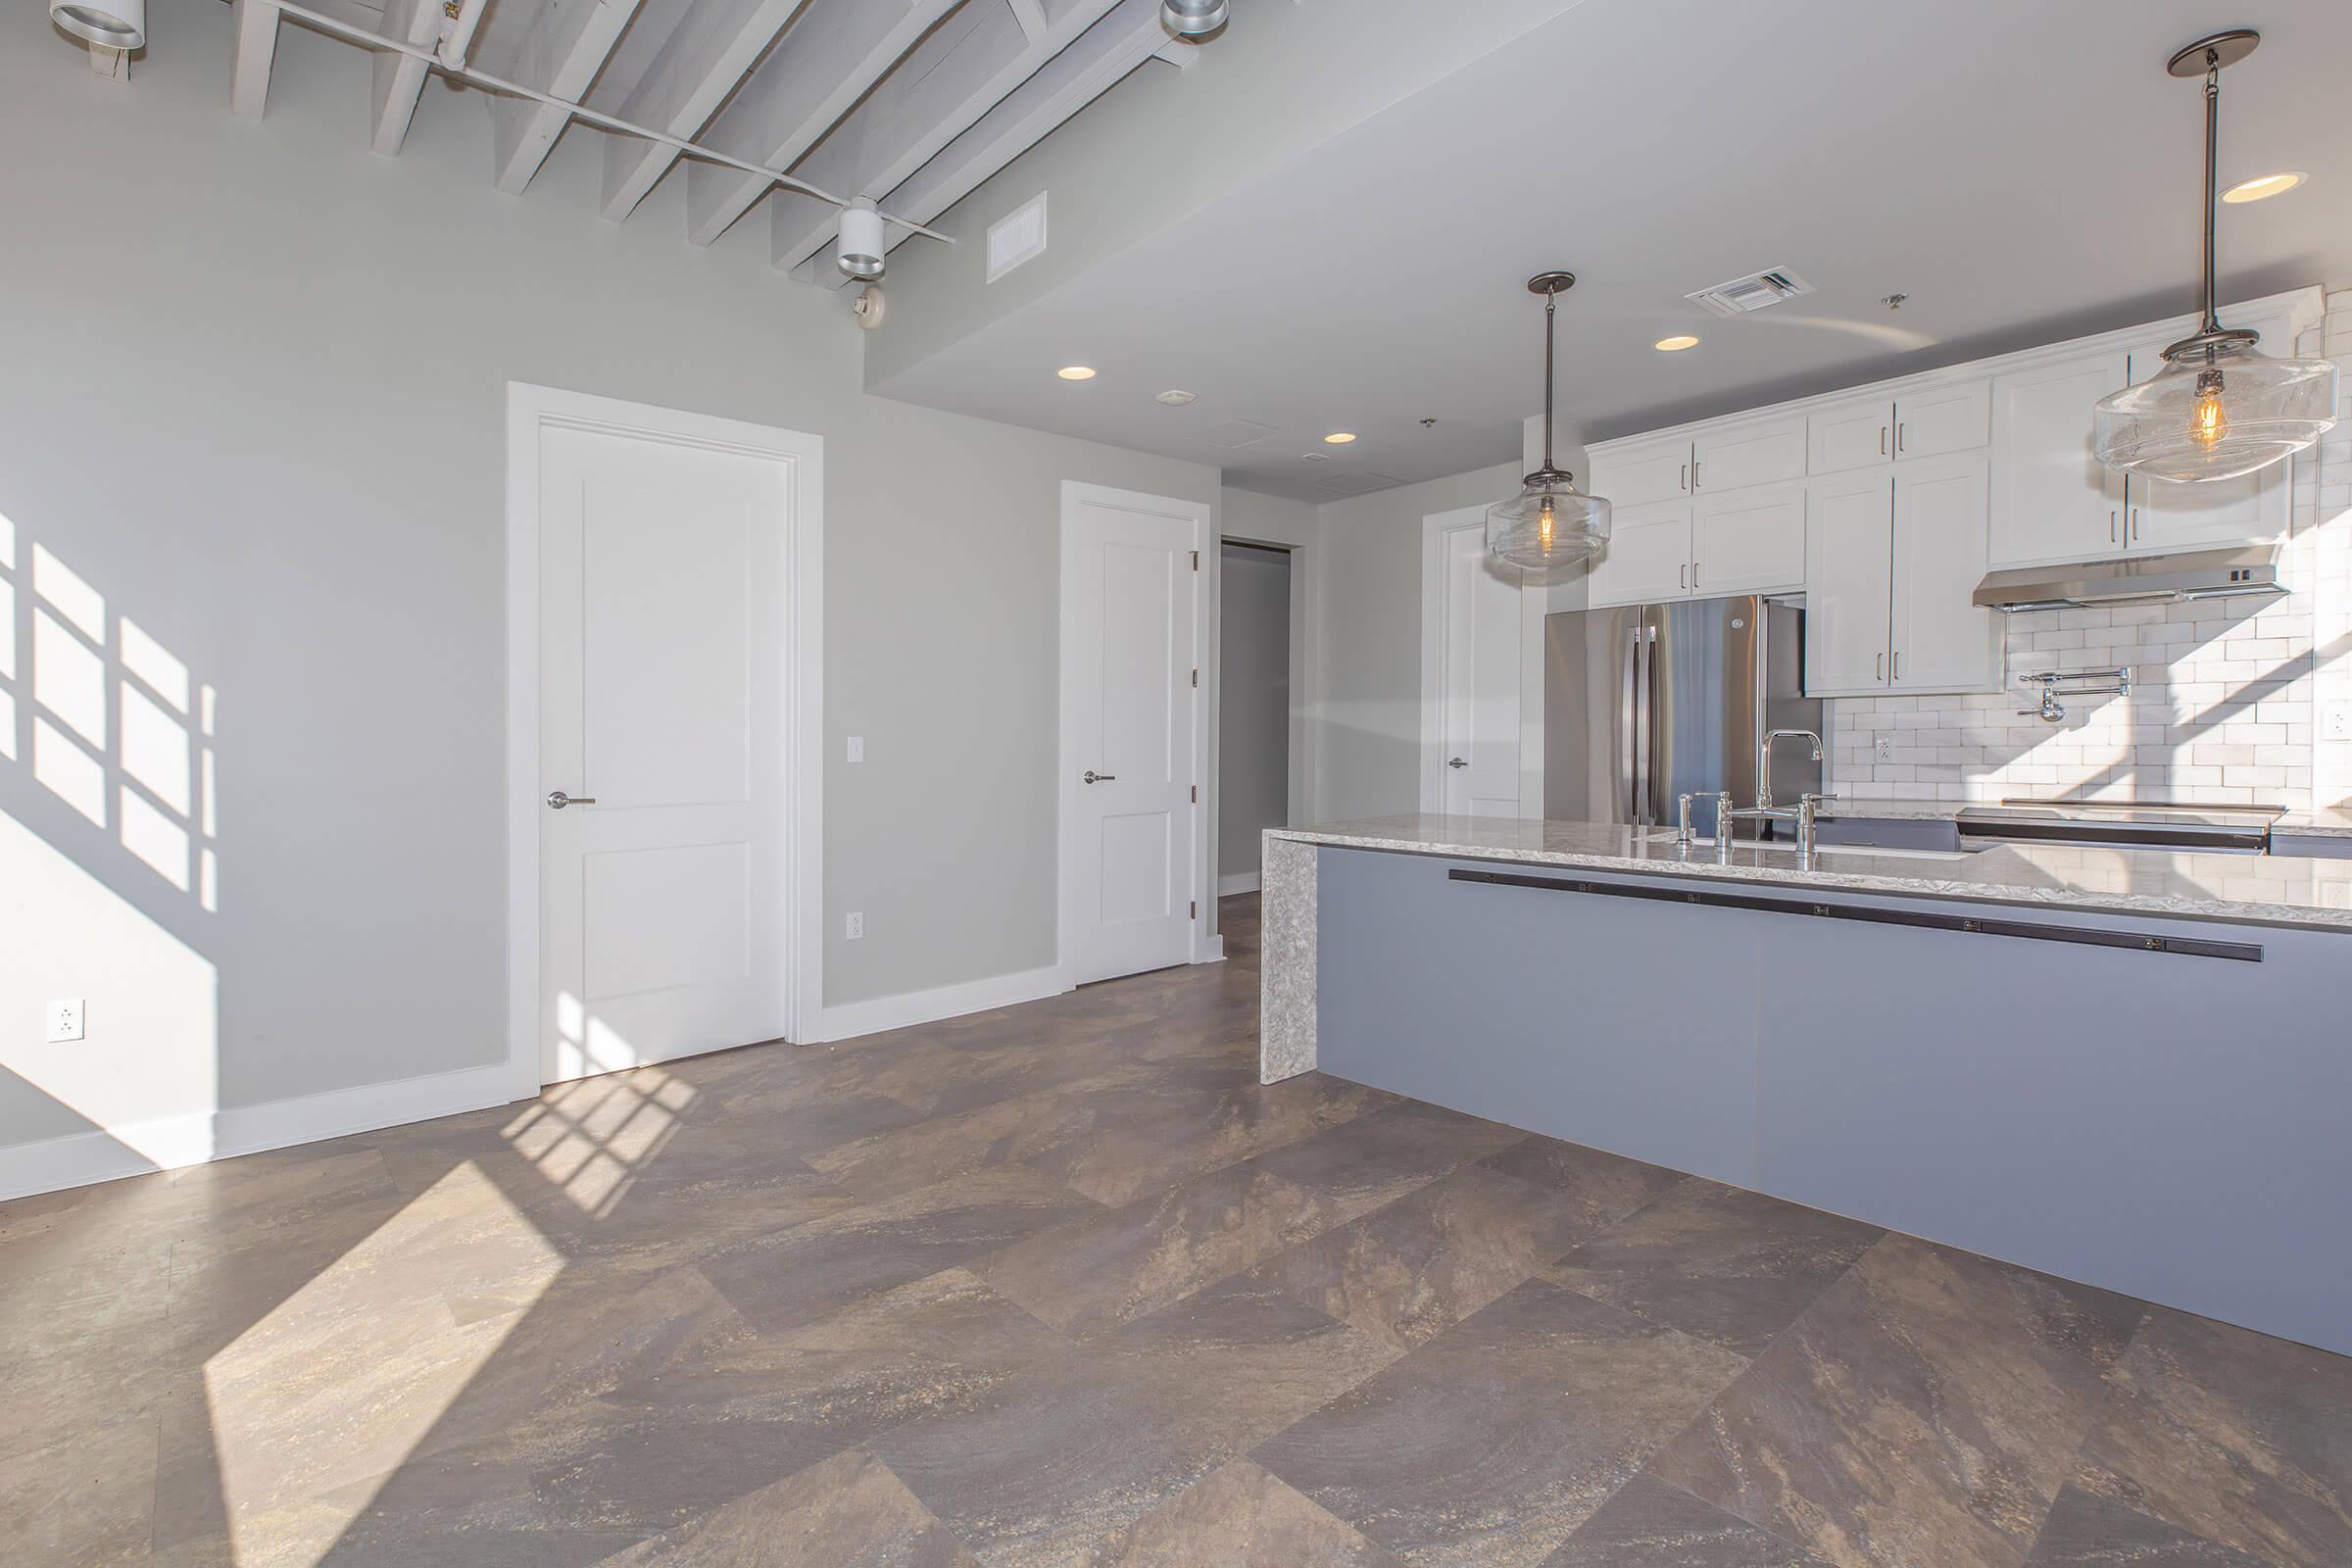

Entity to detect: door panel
[1440,521,1523,817]
[1590,437,1691,509]
[1988,354,2128,567]
[1691,483,1805,597]
[1893,456,1999,694]
[1805,473,1894,695]
[1588,501,1692,607]
[1694,416,1807,493]
[1895,377,1989,460]
[540,426,788,1084]
[1065,494,1198,984]
[1809,398,1893,476]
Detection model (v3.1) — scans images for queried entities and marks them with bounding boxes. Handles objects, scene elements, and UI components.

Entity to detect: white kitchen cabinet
[1988,353,2128,567]
[1592,437,1695,509]
[1692,416,1806,493]
[1893,378,1990,461]
[1805,473,1895,694]
[1588,501,1693,608]
[1804,458,1998,698]
[1691,483,1806,597]
[2120,318,2293,555]
[1891,456,1999,693]
[1809,398,1895,475]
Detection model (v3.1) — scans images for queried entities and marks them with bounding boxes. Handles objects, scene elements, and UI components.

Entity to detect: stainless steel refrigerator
[1544,597,1822,831]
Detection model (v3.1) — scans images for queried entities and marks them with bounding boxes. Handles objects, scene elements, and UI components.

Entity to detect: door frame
[504,382,825,1095]
[1056,480,1215,981]
[1418,505,1546,817]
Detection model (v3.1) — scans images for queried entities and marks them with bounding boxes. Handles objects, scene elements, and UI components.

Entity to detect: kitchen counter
[1261,813,2352,1357]
[1818,795,2352,841]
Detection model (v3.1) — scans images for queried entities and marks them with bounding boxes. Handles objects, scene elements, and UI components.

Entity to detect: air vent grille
[1686,268,1813,318]
[986,193,1048,282]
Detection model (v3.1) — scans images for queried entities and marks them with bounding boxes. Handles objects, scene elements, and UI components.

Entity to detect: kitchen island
[1260,814,2352,1353]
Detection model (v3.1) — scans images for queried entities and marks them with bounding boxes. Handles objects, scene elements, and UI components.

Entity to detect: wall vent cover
[1685,268,1813,318]
[986,193,1049,282]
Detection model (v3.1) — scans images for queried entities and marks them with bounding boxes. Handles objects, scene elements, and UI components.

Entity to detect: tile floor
[6,895,2350,1566]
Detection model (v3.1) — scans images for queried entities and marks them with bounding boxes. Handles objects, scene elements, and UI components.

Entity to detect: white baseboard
[0,1060,528,1203]
[1218,870,1261,897]
[821,963,1071,1044]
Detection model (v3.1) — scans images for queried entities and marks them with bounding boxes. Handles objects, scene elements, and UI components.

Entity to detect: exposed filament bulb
[2192,369,2229,449]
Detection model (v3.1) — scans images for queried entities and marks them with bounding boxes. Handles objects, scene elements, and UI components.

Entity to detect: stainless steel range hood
[1972,545,2285,612]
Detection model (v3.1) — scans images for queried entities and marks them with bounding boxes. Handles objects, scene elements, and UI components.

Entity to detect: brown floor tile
[2020,1484,2274,1567]
[1544,1178,1881,1357]
[1254,1277,1749,1568]
[1254,1162,1611,1350]
[1108,1459,1405,1568]
[1543,1474,1830,1567]
[1650,1234,2144,1568]
[7,1413,158,1568]
[2070,1306,2352,1568]
[596,1450,979,1567]
[1477,1134,1684,1225]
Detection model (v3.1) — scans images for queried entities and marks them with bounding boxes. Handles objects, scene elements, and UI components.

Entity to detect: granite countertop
[1818,796,2352,841]
[1267,814,2352,933]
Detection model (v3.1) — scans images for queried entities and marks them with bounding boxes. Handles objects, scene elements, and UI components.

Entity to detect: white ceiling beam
[490,0,649,195]
[770,0,1124,274]
[684,0,960,249]
[229,0,281,120]
[598,0,811,225]
[1005,0,1046,42]
[369,0,452,156]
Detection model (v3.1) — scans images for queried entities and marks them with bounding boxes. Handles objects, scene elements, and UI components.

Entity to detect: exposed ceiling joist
[228,0,280,120]
[598,0,810,224]
[832,0,1190,282]
[684,0,961,249]
[769,0,1126,273]
[369,0,455,155]
[491,0,650,195]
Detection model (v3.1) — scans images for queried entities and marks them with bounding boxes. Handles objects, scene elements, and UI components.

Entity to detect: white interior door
[1427,514,1523,817]
[538,425,790,1084]
[1062,486,1201,986]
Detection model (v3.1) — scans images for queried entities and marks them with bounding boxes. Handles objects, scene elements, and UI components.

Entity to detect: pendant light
[1488,271,1611,572]
[2093,30,2337,484]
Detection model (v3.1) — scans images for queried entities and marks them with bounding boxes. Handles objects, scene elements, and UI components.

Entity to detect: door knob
[546,790,597,809]
[1083,770,1117,784]
[1446,757,1468,769]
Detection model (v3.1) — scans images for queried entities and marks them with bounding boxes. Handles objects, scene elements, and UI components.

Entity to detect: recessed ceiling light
[1323,431,1357,445]
[2222,171,2305,203]
[1056,366,1097,381]
[1156,389,1196,406]
[1654,335,1700,352]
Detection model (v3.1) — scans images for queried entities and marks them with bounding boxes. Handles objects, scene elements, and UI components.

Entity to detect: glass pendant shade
[1487,473,1610,570]
[2093,336,2337,483]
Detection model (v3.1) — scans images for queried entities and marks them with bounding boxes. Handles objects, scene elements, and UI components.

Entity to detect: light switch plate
[847,736,864,762]
[845,912,863,941]
[48,999,84,1044]
[1874,737,1895,762]
[2323,705,2352,743]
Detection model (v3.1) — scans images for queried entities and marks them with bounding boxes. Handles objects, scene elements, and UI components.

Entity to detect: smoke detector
[1685,268,1813,318]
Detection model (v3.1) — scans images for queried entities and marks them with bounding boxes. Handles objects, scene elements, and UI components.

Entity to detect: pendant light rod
[2165,28,2258,341]
[1526,270,1575,481]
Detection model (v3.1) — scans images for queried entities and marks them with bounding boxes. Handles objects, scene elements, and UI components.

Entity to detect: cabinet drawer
[1809,398,1893,475]
[1694,417,1806,493]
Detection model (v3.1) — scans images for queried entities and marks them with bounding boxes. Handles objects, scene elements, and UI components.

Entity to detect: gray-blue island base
[1314,843,2352,1357]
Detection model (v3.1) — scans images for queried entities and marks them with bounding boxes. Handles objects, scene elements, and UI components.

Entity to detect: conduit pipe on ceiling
[267,0,956,246]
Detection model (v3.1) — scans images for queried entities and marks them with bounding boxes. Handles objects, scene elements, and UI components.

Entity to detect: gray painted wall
[0,1,1217,1154]
[1216,544,1291,882]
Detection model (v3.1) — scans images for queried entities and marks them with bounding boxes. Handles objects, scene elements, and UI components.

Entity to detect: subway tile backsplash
[1825,289,2352,814]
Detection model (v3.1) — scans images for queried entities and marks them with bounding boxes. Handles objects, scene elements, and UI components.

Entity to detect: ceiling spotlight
[1057,366,1098,381]
[1323,432,1357,445]
[836,199,886,281]
[50,0,144,47]
[2222,171,2305,203]
[1161,0,1229,37]
[1156,389,1197,406]
[1653,335,1700,352]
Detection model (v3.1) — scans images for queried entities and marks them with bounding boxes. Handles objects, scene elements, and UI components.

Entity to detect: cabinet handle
[1897,420,1907,453]
[2130,508,2139,545]
[1692,560,1700,587]
[1679,564,1688,591]
[1877,652,1885,682]
[1880,425,1887,456]
[1892,651,1902,681]
[1692,460,1701,490]
[2110,510,2119,545]
[1680,462,1688,493]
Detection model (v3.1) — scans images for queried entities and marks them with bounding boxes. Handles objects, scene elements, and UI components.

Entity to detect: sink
[1640,830,1973,863]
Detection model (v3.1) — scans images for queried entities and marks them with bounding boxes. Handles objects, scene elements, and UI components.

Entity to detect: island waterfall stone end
[1258,833,1317,1084]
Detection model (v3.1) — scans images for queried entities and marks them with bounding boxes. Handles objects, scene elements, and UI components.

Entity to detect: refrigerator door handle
[1622,625,1642,820]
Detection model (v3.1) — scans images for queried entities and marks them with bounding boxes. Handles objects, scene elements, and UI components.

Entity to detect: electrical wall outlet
[845,912,864,941]
[1874,736,1896,762]
[846,736,864,762]
[2324,705,2352,743]
[47,998,84,1044]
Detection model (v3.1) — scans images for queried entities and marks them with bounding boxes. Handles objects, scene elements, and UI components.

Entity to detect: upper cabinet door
[1691,483,1806,597]
[1809,398,1894,475]
[1894,378,1990,460]
[1987,353,2129,568]
[1892,455,2000,694]
[2122,316,2293,555]
[1692,416,1807,493]
[1588,501,1694,608]
[1591,437,1692,510]
[1804,472,1894,695]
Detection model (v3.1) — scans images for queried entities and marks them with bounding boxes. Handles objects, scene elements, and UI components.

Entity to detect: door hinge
[1191,667,1199,688]
[1191,550,1199,570]
[1190,900,1198,919]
